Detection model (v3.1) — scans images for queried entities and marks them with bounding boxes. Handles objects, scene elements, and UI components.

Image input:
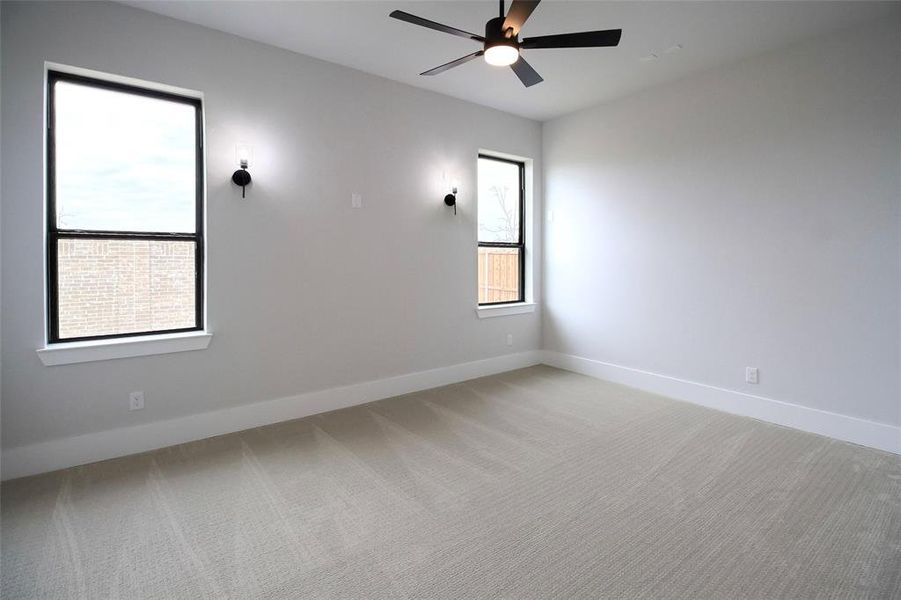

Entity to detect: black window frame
[477,154,526,306]
[46,70,205,344]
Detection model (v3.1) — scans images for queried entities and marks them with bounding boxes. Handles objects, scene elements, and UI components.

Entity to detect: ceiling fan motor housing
[485,16,518,51]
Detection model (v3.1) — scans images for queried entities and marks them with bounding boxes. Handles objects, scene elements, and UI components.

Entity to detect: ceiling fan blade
[510,56,544,87]
[389,10,485,42]
[421,51,485,76]
[503,0,541,35]
[522,29,622,49]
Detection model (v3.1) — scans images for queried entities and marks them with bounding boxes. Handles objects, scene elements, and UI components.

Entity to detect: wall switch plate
[351,193,362,208]
[745,367,759,384]
[129,391,145,411]
[547,210,555,223]
[506,334,513,346]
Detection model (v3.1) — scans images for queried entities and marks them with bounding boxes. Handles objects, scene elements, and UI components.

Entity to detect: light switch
[129,391,145,411]
[745,367,759,384]
[351,193,362,208]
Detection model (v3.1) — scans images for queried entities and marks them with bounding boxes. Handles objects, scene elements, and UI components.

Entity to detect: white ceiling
[122,1,897,121]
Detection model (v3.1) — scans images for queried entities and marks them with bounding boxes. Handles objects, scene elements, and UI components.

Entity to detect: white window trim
[476,302,536,319]
[41,63,209,361]
[37,331,212,366]
[477,149,538,315]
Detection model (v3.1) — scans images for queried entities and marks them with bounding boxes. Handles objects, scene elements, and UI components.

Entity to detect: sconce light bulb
[236,143,253,169]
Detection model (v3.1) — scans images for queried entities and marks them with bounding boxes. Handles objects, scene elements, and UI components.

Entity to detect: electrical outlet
[745,367,759,385]
[506,334,513,346]
[351,193,362,208]
[129,391,145,411]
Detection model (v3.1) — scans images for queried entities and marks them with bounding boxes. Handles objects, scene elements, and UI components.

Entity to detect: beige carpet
[2,366,900,599]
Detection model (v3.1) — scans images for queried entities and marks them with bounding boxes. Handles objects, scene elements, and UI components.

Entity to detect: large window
[478,155,525,305]
[47,71,204,343]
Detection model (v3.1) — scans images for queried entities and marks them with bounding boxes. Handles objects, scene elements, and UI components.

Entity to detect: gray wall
[0,1,542,449]
[543,18,900,427]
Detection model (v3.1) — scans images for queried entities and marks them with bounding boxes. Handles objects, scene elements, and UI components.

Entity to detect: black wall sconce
[444,186,457,215]
[232,144,252,198]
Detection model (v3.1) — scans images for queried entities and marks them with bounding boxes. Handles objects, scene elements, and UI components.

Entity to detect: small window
[478,155,525,305]
[47,71,204,343]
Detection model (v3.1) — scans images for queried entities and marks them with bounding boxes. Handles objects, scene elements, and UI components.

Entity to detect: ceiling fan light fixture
[390,1,622,87]
[484,44,519,66]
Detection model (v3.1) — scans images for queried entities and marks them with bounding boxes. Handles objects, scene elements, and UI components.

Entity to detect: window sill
[476,302,536,319]
[37,331,213,366]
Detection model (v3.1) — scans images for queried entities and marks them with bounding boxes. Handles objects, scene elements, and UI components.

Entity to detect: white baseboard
[542,351,900,455]
[7,349,895,480]
[1,351,542,481]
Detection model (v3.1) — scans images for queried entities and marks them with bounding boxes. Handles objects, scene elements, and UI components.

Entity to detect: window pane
[56,239,196,339]
[478,247,521,304]
[478,158,521,243]
[53,81,197,233]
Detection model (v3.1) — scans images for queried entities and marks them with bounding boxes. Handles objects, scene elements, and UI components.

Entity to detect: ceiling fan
[389,0,622,87]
